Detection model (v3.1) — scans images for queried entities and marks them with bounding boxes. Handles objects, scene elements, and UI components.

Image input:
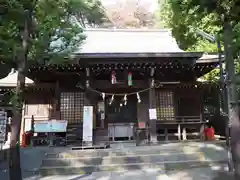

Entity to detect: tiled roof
[0,69,34,87]
[78,28,184,53]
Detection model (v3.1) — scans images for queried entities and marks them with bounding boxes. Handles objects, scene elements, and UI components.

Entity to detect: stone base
[150,135,158,144]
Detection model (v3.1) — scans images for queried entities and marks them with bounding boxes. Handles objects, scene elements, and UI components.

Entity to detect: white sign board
[149,108,157,120]
[34,121,50,132]
[34,120,68,133]
[83,106,93,144]
[0,111,7,141]
[50,120,68,132]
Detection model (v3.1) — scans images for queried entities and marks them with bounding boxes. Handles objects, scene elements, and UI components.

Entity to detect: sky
[100,0,159,12]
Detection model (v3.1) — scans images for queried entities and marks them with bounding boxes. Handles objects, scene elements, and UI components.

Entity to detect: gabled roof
[74,28,220,63]
[78,28,184,53]
[0,69,34,87]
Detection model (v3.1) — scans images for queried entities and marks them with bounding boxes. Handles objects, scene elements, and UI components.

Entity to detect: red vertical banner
[111,71,117,84]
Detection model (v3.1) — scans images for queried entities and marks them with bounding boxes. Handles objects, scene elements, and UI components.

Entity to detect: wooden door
[107,96,137,123]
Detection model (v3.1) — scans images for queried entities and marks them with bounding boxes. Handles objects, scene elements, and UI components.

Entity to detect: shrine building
[0,28,220,146]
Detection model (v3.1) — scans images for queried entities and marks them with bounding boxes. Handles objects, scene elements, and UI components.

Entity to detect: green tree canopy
[159,0,240,81]
[0,1,106,179]
[0,0,106,67]
[160,0,240,55]
[159,0,221,52]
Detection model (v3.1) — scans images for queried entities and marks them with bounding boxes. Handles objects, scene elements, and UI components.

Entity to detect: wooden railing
[108,123,135,141]
[156,116,203,124]
[156,116,206,141]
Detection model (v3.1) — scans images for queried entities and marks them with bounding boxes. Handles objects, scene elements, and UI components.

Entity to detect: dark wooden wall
[24,90,55,119]
[174,88,202,117]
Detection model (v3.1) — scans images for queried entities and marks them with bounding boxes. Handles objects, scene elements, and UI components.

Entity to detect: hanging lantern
[128,72,132,86]
[111,71,117,84]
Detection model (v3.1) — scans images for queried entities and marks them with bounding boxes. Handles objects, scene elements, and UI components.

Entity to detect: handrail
[157,116,201,119]
[156,116,203,124]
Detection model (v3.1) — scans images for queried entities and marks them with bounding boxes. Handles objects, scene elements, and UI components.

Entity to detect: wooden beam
[90,80,149,89]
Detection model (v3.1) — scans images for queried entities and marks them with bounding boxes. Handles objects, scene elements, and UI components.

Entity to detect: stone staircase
[66,123,83,146]
[40,142,228,176]
[93,129,109,146]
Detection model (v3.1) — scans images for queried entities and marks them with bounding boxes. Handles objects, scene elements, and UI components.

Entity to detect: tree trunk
[9,12,29,180]
[223,19,240,178]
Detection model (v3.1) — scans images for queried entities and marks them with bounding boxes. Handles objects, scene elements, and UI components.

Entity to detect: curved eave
[195,55,220,77]
[0,71,34,87]
[0,83,34,87]
[73,52,203,59]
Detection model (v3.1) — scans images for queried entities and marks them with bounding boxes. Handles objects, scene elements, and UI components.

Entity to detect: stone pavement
[0,147,46,180]
[0,141,234,180]
[31,166,233,180]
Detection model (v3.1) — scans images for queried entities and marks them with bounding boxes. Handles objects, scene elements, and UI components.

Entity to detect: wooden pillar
[199,87,205,140]
[149,68,157,143]
[54,81,60,119]
[84,67,91,106]
[84,67,93,146]
[177,124,181,140]
[86,67,90,88]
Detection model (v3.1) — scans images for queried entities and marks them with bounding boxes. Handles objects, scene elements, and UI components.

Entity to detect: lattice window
[60,92,84,124]
[156,91,175,120]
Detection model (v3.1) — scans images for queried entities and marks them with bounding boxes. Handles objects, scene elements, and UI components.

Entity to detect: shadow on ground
[0,141,235,180]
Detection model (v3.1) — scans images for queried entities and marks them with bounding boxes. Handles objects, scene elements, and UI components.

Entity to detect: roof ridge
[85,28,170,33]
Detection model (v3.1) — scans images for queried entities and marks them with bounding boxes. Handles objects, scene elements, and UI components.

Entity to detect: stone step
[41,152,203,167]
[40,142,228,176]
[40,160,227,176]
[65,140,82,146]
[44,147,186,159]
[66,134,82,140]
[66,130,81,134]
